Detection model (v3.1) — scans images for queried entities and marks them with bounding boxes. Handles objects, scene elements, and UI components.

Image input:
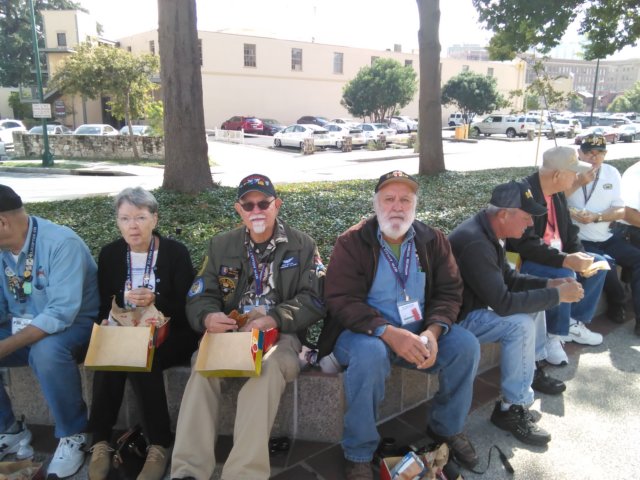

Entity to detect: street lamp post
[588,58,600,127]
[28,0,54,166]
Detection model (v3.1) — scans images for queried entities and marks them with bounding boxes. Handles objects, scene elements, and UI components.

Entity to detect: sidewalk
[24,308,640,479]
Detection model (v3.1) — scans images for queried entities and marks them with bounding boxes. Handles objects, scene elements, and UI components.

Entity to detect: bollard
[302,137,315,154]
[526,129,534,141]
[341,136,352,152]
[377,134,387,150]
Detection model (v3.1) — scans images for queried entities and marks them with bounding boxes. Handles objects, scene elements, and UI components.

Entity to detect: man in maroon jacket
[321,171,480,480]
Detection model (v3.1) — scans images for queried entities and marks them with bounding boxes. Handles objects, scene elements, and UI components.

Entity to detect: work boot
[344,459,373,480]
[137,445,169,480]
[532,364,566,395]
[88,441,113,480]
[427,426,478,469]
[490,402,551,446]
[607,303,626,324]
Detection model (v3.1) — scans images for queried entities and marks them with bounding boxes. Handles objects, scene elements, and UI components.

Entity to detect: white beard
[378,215,413,240]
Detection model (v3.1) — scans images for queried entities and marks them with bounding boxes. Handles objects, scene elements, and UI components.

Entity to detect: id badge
[11,314,34,335]
[550,238,562,251]
[397,300,422,325]
[242,304,269,315]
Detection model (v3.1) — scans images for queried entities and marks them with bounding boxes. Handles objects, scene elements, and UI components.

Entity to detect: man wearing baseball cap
[450,180,583,446]
[0,185,99,478]
[508,147,608,366]
[171,174,326,480]
[565,134,640,332]
[320,170,480,478]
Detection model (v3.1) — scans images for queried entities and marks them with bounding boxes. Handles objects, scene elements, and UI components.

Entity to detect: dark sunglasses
[238,198,275,212]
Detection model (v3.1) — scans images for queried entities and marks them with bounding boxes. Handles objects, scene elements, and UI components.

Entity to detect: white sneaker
[545,335,569,366]
[0,419,33,460]
[560,320,603,346]
[47,433,86,479]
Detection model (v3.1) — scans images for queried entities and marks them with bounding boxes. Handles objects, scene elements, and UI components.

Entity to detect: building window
[291,48,303,71]
[487,67,494,77]
[149,40,155,55]
[57,32,67,47]
[198,38,203,66]
[333,52,343,74]
[244,43,256,67]
[462,65,469,72]
[405,59,413,67]
[371,56,379,66]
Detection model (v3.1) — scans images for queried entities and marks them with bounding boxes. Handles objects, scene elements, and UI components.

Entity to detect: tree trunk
[124,92,139,160]
[158,0,213,192]
[416,0,445,175]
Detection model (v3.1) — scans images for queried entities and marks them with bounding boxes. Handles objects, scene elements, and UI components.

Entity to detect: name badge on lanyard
[11,314,34,335]
[397,299,422,325]
[380,240,423,325]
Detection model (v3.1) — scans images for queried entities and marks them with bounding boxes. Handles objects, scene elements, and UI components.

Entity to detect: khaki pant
[170,334,301,480]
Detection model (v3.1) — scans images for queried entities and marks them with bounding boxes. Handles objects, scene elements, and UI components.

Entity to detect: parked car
[357,123,396,142]
[514,115,552,137]
[323,123,367,148]
[260,118,286,136]
[550,118,582,137]
[617,124,638,143]
[391,115,418,132]
[0,119,27,148]
[296,116,330,127]
[220,116,264,134]
[73,124,119,135]
[273,124,331,148]
[383,117,409,134]
[119,125,152,136]
[28,124,72,135]
[574,126,618,145]
[470,114,518,137]
[447,112,475,127]
[331,118,359,127]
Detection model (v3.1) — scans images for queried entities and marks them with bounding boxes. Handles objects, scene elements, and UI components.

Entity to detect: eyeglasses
[238,198,275,212]
[117,215,152,225]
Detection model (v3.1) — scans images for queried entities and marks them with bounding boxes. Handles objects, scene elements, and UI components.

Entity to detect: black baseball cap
[580,134,607,152]
[375,170,419,193]
[237,174,277,200]
[0,185,23,212]
[490,180,547,216]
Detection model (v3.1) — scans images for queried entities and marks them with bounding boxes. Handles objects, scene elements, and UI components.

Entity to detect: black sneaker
[427,426,478,469]
[607,304,626,324]
[490,401,551,446]
[532,367,566,395]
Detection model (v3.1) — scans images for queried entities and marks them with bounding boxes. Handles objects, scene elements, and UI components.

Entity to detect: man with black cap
[0,184,99,478]
[320,170,480,479]
[449,180,583,446]
[564,134,640,333]
[508,146,608,367]
[170,174,326,480]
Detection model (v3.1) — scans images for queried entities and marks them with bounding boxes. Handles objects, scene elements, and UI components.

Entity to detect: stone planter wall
[13,132,165,160]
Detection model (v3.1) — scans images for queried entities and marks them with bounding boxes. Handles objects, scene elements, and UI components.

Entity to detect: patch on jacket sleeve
[188,277,205,298]
[218,276,236,302]
[280,256,299,270]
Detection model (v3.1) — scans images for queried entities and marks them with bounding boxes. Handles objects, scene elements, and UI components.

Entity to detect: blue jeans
[461,310,546,406]
[333,325,479,463]
[0,319,92,437]
[582,233,640,319]
[520,256,607,336]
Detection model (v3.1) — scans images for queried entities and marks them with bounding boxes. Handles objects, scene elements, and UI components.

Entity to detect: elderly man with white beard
[170,174,326,480]
[319,171,480,480]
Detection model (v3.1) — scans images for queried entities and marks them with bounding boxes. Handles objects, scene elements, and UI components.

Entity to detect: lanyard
[380,239,414,301]
[247,246,269,303]
[3,217,38,303]
[126,236,155,291]
[582,168,601,206]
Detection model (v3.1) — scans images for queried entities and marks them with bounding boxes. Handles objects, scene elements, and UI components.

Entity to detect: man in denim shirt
[322,171,480,480]
[0,185,98,479]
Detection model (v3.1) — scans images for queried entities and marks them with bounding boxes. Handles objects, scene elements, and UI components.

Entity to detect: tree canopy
[50,42,159,158]
[472,0,640,61]
[441,71,508,118]
[0,0,84,87]
[608,81,640,113]
[341,58,417,122]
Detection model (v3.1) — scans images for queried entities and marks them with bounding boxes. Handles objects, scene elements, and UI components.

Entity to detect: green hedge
[26,159,638,268]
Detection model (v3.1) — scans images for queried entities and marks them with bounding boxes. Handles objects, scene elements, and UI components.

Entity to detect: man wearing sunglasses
[566,135,640,332]
[171,173,326,480]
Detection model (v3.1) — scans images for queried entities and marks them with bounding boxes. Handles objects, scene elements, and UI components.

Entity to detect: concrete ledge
[1,343,501,443]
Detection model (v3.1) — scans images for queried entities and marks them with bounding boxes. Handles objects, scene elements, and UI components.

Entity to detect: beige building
[39,10,526,129]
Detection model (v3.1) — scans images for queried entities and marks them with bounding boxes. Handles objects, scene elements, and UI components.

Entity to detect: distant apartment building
[37,10,527,129]
[447,44,491,62]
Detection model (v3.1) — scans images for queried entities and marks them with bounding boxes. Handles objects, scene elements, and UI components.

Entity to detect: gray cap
[542,146,591,174]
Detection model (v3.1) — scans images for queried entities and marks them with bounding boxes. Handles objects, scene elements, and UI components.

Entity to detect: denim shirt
[0,216,99,334]
[367,226,427,335]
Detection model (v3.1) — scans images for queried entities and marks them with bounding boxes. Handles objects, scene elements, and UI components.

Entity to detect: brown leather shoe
[427,426,479,469]
[137,445,169,480]
[88,441,113,480]
[345,459,373,480]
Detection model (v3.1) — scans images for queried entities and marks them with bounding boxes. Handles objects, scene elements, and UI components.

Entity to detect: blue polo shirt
[0,216,99,334]
[367,227,427,335]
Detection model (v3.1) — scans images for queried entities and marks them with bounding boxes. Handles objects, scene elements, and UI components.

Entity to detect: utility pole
[588,58,600,127]
[28,0,54,166]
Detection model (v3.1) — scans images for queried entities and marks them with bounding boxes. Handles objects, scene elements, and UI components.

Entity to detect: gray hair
[114,187,158,214]
[486,204,518,217]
